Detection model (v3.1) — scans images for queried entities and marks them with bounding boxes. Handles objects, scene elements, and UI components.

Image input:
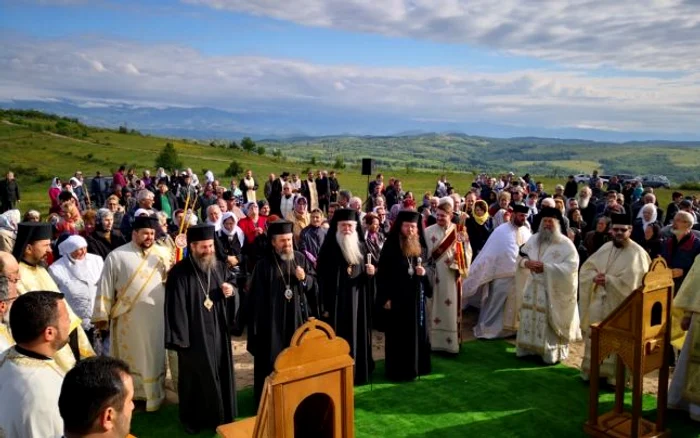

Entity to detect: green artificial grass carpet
[131,341,700,437]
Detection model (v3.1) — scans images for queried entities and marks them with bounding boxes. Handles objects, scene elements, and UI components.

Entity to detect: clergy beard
[578,197,590,209]
[193,253,216,272]
[537,227,562,245]
[276,250,295,261]
[400,235,422,258]
[612,238,629,248]
[336,231,364,265]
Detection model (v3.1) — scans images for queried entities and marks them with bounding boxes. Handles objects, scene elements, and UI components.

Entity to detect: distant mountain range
[3,98,700,143]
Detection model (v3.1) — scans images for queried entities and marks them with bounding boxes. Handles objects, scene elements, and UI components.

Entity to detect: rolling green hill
[0,110,685,213]
[259,133,700,184]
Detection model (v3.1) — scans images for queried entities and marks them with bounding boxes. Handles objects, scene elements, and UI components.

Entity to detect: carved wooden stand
[584,258,673,438]
[217,318,355,438]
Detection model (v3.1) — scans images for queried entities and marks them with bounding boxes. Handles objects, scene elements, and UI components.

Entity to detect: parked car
[574,173,610,185]
[573,174,590,184]
[638,175,671,189]
[616,174,637,184]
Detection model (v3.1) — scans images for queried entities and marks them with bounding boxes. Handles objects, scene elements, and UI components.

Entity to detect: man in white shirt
[0,291,71,438]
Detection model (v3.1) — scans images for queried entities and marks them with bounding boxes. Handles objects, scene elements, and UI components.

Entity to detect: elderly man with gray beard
[318,209,376,385]
[514,207,581,364]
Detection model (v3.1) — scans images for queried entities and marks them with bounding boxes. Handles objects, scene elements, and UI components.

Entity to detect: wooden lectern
[584,258,673,438]
[217,318,355,438]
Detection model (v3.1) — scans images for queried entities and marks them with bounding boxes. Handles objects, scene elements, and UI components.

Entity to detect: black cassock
[247,251,318,404]
[318,242,375,385]
[164,258,237,431]
[376,246,433,381]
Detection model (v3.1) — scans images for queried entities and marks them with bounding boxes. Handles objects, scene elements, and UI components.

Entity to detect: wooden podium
[584,258,674,438]
[217,318,355,438]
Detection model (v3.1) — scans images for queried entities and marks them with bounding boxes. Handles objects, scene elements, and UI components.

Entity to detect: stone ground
[163,308,666,403]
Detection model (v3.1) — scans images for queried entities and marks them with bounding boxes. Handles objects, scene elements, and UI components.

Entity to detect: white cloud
[183,0,700,72]
[1,36,700,134]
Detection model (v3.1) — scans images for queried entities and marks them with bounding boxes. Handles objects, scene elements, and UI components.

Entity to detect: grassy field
[130,341,700,437]
[0,113,684,214]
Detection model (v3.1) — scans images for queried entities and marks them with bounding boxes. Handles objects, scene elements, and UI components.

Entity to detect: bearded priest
[515,207,581,364]
[318,208,376,384]
[247,220,318,405]
[165,224,237,434]
[579,213,651,383]
[93,215,171,412]
[376,210,433,381]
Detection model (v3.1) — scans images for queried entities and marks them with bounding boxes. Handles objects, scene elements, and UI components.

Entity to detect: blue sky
[1,0,700,138]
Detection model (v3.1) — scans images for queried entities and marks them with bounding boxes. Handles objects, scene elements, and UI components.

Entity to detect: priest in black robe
[317,208,375,385]
[247,220,318,405]
[376,210,433,381]
[164,224,237,435]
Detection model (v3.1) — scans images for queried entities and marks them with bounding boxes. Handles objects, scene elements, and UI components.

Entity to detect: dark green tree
[333,157,346,169]
[224,160,243,178]
[256,146,266,156]
[155,142,183,171]
[241,137,256,153]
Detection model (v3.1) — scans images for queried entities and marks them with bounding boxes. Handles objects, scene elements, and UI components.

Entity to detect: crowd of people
[0,165,699,437]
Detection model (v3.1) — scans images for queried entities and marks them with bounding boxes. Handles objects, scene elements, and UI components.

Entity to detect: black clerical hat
[187,224,215,242]
[222,190,234,201]
[396,210,421,224]
[539,207,562,221]
[333,208,358,222]
[610,213,631,226]
[512,204,530,214]
[12,222,53,261]
[132,215,159,230]
[267,220,293,236]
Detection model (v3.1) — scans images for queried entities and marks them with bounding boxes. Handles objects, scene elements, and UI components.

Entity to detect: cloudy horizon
[2,0,700,139]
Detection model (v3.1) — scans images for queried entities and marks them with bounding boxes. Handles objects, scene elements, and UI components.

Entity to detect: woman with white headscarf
[0,209,20,252]
[49,177,63,214]
[632,203,658,245]
[48,235,105,349]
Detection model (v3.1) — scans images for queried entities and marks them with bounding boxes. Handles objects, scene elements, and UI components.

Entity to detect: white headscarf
[50,177,62,190]
[69,176,83,188]
[640,204,657,230]
[58,235,88,257]
[220,212,245,245]
[1,210,20,231]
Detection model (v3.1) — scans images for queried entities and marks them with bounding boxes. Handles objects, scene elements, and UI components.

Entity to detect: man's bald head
[0,251,19,297]
[0,251,18,277]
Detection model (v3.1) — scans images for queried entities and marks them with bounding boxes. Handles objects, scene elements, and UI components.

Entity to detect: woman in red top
[48,177,63,214]
[238,201,267,245]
